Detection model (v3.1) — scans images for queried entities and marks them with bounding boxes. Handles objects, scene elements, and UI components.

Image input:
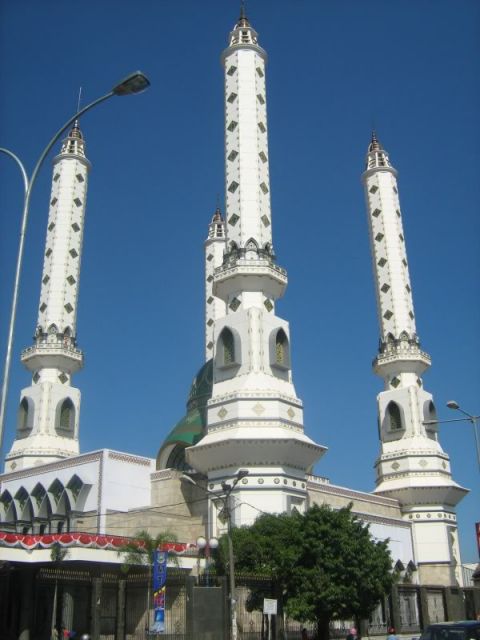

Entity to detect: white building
[0,9,467,593]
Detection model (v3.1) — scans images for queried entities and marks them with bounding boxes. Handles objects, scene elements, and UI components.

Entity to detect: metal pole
[470,417,480,472]
[0,91,114,461]
[226,493,237,640]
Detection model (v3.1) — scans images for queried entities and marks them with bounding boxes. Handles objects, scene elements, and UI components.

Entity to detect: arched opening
[275,329,289,366]
[17,397,32,437]
[220,328,235,366]
[386,401,403,431]
[424,400,438,440]
[56,398,75,436]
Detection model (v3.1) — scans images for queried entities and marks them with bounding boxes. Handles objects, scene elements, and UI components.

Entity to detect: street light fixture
[0,70,150,461]
[181,470,249,640]
[423,401,480,472]
[196,535,219,586]
[446,401,480,472]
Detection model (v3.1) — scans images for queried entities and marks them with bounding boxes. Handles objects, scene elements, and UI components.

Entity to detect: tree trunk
[316,617,330,640]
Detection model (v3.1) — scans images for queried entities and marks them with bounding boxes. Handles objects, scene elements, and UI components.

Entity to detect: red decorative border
[0,532,194,554]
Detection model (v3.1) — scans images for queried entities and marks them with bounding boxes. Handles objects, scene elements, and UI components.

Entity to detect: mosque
[0,6,472,610]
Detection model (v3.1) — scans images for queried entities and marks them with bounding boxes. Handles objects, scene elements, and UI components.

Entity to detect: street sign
[263,598,278,615]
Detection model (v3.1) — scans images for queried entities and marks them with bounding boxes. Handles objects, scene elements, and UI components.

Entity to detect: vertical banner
[151,550,168,633]
[476,522,480,559]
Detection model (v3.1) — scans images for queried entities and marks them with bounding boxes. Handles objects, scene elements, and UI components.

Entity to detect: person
[346,628,358,640]
[387,627,398,640]
[302,629,308,640]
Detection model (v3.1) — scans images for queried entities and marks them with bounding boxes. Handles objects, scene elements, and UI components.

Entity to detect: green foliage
[117,529,178,573]
[218,504,394,638]
[50,542,69,564]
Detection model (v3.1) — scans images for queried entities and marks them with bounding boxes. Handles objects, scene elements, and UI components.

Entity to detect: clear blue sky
[1,1,479,561]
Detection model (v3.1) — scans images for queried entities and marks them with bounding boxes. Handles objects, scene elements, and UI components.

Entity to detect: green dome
[156,360,213,470]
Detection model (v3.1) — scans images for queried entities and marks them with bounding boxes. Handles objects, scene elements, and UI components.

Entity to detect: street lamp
[423,401,480,472]
[446,401,480,472]
[181,469,249,640]
[196,535,219,586]
[0,71,150,460]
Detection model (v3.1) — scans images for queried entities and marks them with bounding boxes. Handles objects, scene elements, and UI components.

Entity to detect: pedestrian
[346,627,358,640]
[387,627,398,640]
[302,628,308,640]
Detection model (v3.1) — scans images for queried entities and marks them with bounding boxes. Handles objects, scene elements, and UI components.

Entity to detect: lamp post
[423,401,480,472]
[181,469,249,640]
[446,401,480,472]
[0,71,150,460]
[196,535,219,586]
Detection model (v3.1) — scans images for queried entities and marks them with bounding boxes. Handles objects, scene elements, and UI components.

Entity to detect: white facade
[0,449,154,535]
[362,134,467,585]
[186,10,326,529]
[6,123,90,472]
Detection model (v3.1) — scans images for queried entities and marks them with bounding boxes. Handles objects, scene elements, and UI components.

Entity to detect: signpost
[263,598,278,640]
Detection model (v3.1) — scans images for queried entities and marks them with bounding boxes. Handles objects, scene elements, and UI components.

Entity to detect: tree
[218,505,395,640]
[117,530,177,633]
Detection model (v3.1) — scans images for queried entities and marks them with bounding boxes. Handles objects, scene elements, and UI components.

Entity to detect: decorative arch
[17,397,33,437]
[386,401,403,431]
[424,400,438,440]
[217,327,239,367]
[56,398,75,436]
[275,329,289,366]
[48,479,65,507]
[0,490,16,523]
[14,487,33,523]
[269,327,291,377]
[48,323,58,334]
[31,483,48,516]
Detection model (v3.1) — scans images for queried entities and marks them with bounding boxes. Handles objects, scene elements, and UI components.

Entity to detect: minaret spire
[5,121,91,471]
[205,204,226,361]
[187,12,325,530]
[362,134,467,585]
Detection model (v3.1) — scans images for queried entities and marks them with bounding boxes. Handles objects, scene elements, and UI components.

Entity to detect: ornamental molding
[107,451,153,467]
[207,419,304,433]
[377,450,450,462]
[1,451,103,482]
[308,480,399,507]
[208,391,303,409]
[151,469,174,481]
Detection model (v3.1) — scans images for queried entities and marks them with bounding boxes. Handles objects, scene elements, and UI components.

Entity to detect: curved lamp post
[446,401,480,472]
[0,71,150,460]
[182,469,249,640]
[423,400,480,472]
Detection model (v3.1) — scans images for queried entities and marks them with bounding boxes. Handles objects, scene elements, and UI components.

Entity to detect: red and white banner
[0,532,194,554]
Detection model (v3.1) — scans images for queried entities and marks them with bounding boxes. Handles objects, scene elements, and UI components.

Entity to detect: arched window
[57,398,75,434]
[386,401,403,431]
[18,398,29,431]
[220,328,235,366]
[424,400,438,440]
[275,329,288,365]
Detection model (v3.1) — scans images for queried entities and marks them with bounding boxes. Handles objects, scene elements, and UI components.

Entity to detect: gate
[426,589,446,623]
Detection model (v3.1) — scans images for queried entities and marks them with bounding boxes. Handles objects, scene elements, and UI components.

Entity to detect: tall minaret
[362,133,467,585]
[5,122,90,472]
[187,10,326,528]
[205,206,227,361]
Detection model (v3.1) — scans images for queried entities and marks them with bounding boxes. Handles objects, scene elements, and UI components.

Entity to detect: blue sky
[0,1,478,561]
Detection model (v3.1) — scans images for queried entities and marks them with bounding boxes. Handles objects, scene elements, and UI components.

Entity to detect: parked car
[419,622,480,640]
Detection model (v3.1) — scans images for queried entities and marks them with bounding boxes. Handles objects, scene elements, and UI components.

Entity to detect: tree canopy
[118,529,178,572]
[218,504,395,640]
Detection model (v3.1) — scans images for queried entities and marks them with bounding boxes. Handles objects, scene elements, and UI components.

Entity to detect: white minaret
[362,133,467,585]
[5,122,90,472]
[187,10,326,529]
[205,206,227,361]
